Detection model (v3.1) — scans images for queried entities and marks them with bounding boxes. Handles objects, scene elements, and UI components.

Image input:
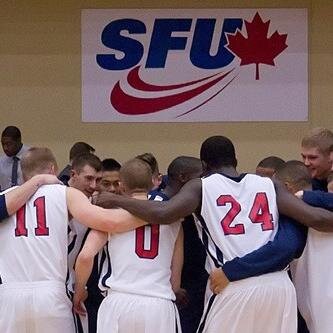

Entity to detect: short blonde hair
[120,158,152,192]
[21,147,58,181]
[301,127,333,154]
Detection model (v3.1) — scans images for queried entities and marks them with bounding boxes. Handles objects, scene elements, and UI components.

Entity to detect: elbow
[309,219,333,232]
[102,219,124,234]
[75,252,94,268]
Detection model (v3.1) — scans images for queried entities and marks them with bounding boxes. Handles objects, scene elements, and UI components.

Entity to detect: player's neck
[212,166,239,177]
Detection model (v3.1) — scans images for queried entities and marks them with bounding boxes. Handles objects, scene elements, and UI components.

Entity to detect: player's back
[0,184,68,283]
[196,173,278,271]
[103,219,180,300]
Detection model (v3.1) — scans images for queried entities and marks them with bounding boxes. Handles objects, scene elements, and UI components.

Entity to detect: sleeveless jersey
[98,241,111,293]
[67,218,89,292]
[102,193,180,300]
[291,228,333,333]
[195,173,278,273]
[0,184,68,283]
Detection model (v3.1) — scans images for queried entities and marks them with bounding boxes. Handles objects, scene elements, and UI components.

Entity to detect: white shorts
[198,271,297,333]
[97,291,181,333]
[0,280,75,333]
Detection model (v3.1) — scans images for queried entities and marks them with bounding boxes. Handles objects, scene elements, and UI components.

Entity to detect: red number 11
[15,196,49,237]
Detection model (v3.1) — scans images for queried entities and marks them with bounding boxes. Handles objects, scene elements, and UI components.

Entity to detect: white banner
[81,9,308,122]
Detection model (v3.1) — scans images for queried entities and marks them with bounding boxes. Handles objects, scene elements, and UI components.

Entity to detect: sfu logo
[92,11,289,118]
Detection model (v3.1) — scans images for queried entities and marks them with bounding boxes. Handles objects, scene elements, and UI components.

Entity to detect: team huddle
[0,127,333,333]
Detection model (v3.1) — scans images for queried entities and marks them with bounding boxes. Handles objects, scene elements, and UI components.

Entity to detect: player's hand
[73,288,88,316]
[209,268,230,294]
[95,192,120,208]
[175,288,190,308]
[295,190,304,199]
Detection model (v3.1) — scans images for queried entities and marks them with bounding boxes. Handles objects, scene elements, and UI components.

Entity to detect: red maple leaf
[227,12,288,80]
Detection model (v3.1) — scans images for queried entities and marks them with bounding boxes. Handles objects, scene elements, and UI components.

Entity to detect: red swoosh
[176,74,238,118]
[111,69,234,115]
[127,65,223,92]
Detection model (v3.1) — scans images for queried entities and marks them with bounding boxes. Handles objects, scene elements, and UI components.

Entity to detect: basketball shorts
[97,291,181,333]
[198,270,297,333]
[0,280,75,333]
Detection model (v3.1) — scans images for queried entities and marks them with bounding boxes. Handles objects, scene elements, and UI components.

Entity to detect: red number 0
[217,192,274,235]
[15,196,49,237]
[135,225,160,259]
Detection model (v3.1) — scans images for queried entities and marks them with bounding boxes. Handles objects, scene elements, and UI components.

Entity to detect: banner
[82,9,308,122]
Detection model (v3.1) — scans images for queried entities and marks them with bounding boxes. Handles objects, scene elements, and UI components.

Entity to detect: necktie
[11,156,19,186]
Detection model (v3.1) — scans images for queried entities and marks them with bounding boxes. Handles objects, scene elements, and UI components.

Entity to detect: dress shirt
[0,144,30,190]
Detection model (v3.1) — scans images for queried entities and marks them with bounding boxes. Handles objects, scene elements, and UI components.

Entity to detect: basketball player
[277,161,332,333]
[255,155,285,178]
[301,127,333,191]
[156,156,207,333]
[97,158,121,194]
[74,158,182,333]
[0,148,146,333]
[67,153,102,333]
[96,136,333,333]
[209,146,333,294]
[278,160,333,333]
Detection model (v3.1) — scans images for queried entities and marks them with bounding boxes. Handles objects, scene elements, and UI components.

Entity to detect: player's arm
[301,191,333,211]
[96,178,202,224]
[0,174,61,220]
[211,191,333,288]
[170,225,189,307]
[170,225,184,293]
[66,187,147,233]
[73,229,108,316]
[275,180,333,232]
[209,214,307,293]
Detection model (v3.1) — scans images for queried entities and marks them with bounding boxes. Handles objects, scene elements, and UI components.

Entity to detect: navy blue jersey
[311,178,328,192]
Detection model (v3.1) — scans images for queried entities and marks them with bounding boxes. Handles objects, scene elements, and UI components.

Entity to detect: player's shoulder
[36,183,67,196]
[39,183,66,190]
[243,173,274,185]
[242,174,276,198]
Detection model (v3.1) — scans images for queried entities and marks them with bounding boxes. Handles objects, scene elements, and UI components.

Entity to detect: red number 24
[217,192,274,235]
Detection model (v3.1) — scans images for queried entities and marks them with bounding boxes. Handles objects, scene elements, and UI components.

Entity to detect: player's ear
[284,181,294,193]
[178,173,188,184]
[49,163,57,176]
[70,169,76,179]
[201,161,209,176]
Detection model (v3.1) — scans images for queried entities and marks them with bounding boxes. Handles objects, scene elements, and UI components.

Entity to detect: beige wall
[0,0,332,173]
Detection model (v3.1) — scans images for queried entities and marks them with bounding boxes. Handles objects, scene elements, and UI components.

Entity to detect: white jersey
[195,173,278,273]
[102,221,181,300]
[98,242,111,293]
[67,218,89,292]
[0,184,68,284]
[98,193,169,293]
[291,228,333,333]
